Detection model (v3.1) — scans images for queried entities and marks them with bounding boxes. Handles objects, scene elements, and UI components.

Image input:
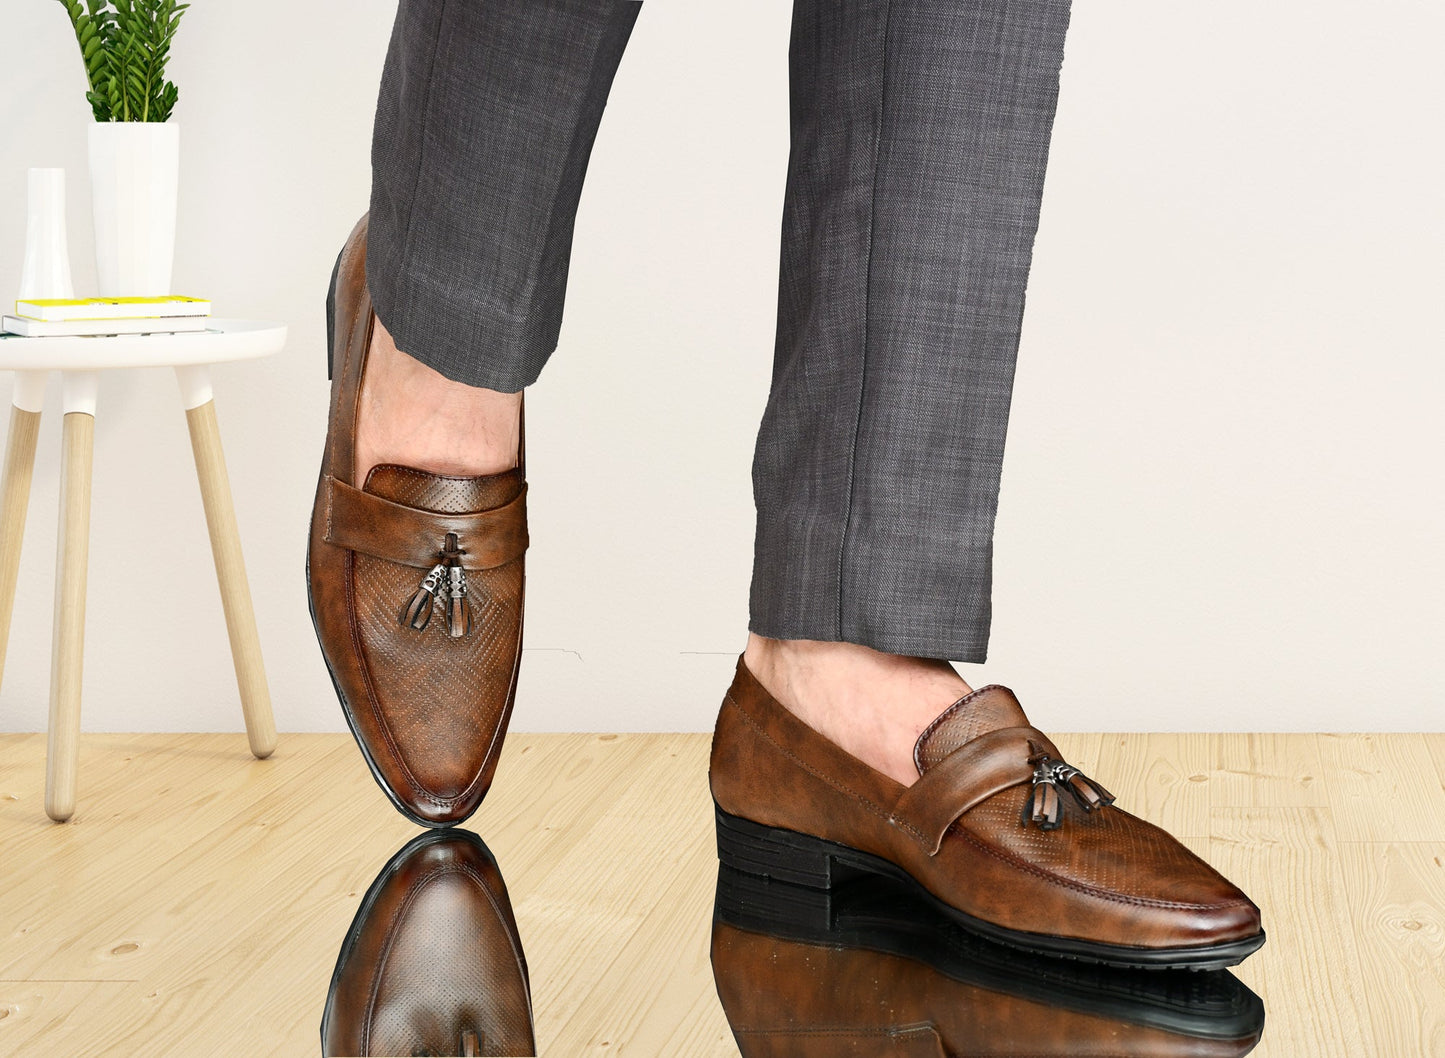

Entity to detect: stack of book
[1,296,212,337]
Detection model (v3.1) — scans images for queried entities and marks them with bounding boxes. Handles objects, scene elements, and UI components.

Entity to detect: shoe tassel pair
[1021,743,1116,831]
[400,532,473,638]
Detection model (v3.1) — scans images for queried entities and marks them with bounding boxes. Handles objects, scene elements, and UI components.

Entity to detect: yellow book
[15,296,211,322]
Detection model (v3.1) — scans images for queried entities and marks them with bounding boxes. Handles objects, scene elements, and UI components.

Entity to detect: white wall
[1,1,1440,735]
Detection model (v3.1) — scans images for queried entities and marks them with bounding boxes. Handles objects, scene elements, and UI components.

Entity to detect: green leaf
[58,0,188,122]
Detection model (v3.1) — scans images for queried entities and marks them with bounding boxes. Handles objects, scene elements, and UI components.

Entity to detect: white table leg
[175,364,276,760]
[46,371,97,823]
[0,371,47,697]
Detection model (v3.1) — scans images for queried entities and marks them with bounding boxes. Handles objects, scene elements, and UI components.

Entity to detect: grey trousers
[367,0,1072,662]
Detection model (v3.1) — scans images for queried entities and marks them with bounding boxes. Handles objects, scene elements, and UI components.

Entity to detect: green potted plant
[55,0,190,296]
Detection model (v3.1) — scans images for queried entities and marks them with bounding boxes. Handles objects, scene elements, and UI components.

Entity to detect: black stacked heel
[714,804,872,890]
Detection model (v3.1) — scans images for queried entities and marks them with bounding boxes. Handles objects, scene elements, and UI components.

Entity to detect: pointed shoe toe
[322,830,535,1056]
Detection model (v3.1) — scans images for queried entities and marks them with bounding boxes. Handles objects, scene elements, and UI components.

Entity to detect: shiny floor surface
[0,731,1442,1056]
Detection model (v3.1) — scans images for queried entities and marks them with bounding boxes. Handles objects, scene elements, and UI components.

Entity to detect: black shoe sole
[714,803,1266,972]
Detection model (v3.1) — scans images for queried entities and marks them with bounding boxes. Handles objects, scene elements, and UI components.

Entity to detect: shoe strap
[322,474,528,570]
[890,725,1060,855]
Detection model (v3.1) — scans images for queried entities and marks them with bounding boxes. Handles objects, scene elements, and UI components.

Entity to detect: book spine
[14,298,212,322]
[2,315,210,337]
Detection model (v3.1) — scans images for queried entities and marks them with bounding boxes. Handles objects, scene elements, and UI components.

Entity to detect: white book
[13,296,212,322]
[1,315,211,337]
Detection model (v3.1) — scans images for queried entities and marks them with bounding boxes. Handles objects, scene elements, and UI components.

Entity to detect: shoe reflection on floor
[711,865,1265,1057]
[322,830,536,1057]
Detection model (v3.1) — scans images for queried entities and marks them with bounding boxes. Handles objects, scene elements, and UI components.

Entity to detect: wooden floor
[0,731,1442,1057]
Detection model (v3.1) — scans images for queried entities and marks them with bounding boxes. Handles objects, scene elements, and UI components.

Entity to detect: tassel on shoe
[401,564,446,631]
[1021,745,1114,830]
[1023,778,1063,830]
[399,532,473,637]
[445,563,472,638]
[1065,768,1115,810]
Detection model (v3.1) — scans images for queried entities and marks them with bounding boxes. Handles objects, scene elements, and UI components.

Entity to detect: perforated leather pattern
[957,789,1230,903]
[368,869,533,1057]
[919,687,1241,905]
[914,686,1029,771]
[350,465,525,800]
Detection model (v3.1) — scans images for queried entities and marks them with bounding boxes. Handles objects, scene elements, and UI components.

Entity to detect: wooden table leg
[46,371,97,823]
[0,372,47,697]
[176,365,276,760]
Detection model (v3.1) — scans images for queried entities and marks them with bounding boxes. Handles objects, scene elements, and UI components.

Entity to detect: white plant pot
[87,121,179,297]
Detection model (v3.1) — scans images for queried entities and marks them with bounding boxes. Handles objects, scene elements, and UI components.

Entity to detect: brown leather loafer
[308,215,528,827]
[322,830,535,1057]
[712,864,1265,1055]
[709,655,1266,970]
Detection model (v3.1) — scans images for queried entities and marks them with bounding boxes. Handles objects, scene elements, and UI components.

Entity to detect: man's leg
[714,2,1261,970]
[309,0,641,836]
[359,0,641,479]
[745,0,1072,784]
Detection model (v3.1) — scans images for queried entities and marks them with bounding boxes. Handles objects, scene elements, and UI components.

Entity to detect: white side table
[0,319,286,821]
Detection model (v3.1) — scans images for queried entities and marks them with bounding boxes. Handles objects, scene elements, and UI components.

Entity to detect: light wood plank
[0,738,367,981]
[0,731,44,774]
[1338,843,1445,1057]
[520,737,714,1050]
[3,732,293,840]
[1212,732,1328,808]
[1097,732,1211,838]
[1320,733,1445,842]
[541,739,731,1056]
[546,829,725,1055]
[1209,807,1372,1057]
[1426,733,1445,796]
[2,731,1441,1056]
[1050,732,1102,778]
[0,981,137,1055]
[468,733,661,881]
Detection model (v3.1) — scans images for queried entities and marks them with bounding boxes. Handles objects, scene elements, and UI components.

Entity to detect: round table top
[0,318,287,370]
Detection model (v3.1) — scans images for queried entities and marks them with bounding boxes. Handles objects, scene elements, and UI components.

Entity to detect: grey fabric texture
[367,0,641,393]
[752,0,1072,660]
[365,0,1072,662]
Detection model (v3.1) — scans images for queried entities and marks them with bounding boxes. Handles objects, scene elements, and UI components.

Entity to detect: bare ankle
[743,632,971,786]
[356,316,523,481]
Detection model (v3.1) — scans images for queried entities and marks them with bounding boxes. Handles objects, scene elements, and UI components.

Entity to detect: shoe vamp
[367,869,532,1055]
[351,553,521,798]
[952,787,1238,907]
[349,464,525,800]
